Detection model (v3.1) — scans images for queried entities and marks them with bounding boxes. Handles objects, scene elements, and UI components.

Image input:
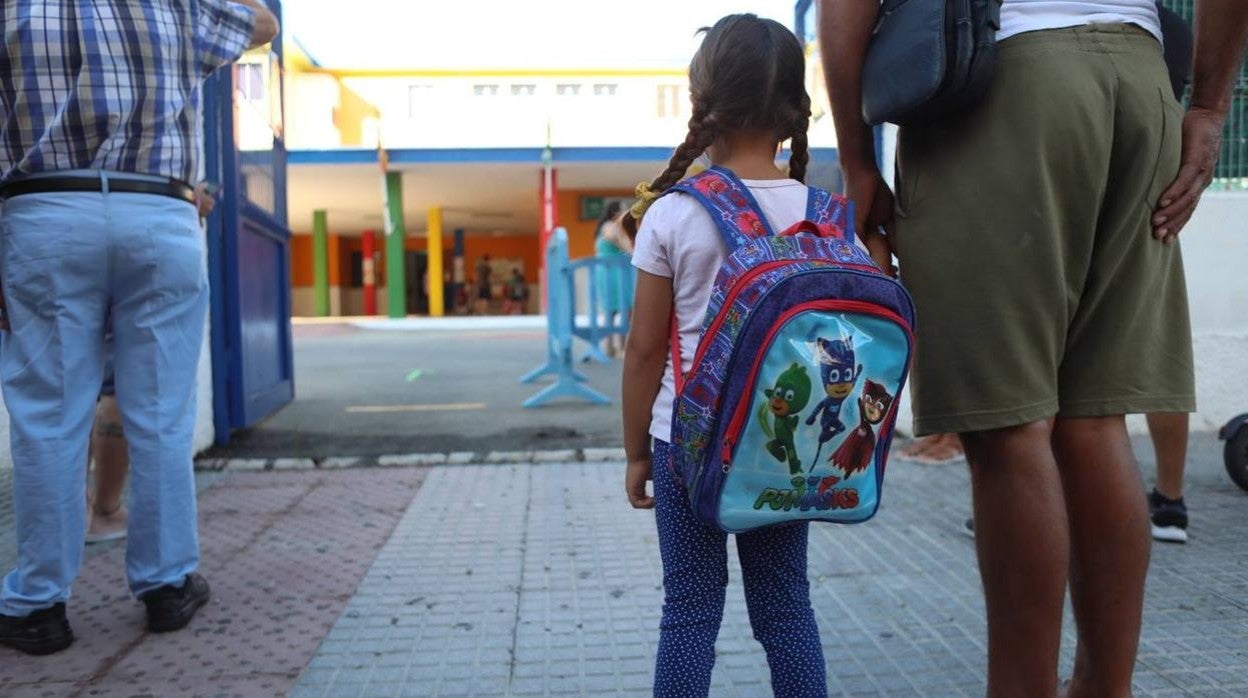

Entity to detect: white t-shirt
[631,178,810,442]
[998,0,1161,42]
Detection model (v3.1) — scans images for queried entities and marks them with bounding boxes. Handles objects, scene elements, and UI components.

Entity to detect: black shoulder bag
[861,0,1004,126]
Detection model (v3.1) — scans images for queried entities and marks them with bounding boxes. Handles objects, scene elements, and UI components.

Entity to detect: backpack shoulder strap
[666,167,775,253]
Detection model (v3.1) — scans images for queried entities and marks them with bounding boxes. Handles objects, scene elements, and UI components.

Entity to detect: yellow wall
[333,81,378,147]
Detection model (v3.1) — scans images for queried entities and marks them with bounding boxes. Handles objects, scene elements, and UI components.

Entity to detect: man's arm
[231,0,280,48]
[820,0,878,184]
[819,0,895,273]
[1153,0,1248,243]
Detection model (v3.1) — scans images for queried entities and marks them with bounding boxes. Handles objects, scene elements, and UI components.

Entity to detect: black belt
[0,175,195,204]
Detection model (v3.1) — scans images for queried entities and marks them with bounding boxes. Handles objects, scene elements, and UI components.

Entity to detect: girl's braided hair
[623,13,811,238]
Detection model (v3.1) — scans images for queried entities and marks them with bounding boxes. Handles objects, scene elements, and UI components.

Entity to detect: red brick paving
[0,468,425,698]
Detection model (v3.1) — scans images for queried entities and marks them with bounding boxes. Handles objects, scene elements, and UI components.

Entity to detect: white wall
[894,191,1248,436]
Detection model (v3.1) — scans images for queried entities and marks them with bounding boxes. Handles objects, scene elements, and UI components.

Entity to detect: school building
[266,32,843,318]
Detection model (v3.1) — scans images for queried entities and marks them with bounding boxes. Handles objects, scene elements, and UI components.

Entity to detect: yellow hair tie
[630,181,659,222]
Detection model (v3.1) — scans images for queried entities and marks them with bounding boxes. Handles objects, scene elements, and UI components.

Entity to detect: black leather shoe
[142,573,210,633]
[0,603,74,655]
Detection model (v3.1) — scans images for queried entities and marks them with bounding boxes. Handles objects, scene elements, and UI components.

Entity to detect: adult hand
[845,168,898,275]
[194,183,217,218]
[625,457,655,509]
[1153,107,1225,244]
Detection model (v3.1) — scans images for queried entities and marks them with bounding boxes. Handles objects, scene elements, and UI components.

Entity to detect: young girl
[621,14,827,697]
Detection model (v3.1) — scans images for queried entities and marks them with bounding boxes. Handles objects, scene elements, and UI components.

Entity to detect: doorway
[405,251,429,315]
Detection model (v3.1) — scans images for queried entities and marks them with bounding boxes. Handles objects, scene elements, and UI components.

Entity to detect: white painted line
[583,447,627,462]
[533,449,578,463]
[378,453,449,467]
[345,403,486,414]
[272,458,316,470]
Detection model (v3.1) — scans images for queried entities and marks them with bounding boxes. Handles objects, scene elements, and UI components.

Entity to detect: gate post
[384,171,407,318]
[313,210,329,316]
[427,206,445,317]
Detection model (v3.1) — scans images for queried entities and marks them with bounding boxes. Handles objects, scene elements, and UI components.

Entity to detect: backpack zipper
[685,256,881,383]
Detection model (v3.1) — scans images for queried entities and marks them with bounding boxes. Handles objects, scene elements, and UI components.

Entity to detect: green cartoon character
[757,363,813,475]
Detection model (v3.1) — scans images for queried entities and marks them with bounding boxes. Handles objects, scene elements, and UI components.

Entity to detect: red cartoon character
[828,380,895,478]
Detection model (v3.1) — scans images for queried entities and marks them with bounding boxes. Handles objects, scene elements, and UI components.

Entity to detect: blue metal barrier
[520,229,612,407]
[573,256,635,363]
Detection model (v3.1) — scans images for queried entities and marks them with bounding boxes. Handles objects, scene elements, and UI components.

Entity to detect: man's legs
[960,420,1068,698]
[107,195,209,599]
[87,395,130,543]
[1148,412,1188,499]
[0,193,109,617]
[1051,416,1150,698]
[1146,412,1190,542]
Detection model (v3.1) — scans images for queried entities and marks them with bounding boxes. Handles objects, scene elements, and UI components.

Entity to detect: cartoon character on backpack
[757,363,812,475]
[829,380,896,478]
[806,336,863,466]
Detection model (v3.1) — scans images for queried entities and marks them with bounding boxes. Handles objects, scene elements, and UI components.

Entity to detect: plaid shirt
[0,0,257,185]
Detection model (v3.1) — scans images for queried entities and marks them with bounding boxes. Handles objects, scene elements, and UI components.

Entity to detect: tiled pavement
[291,459,1248,698]
[0,468,425,697]
[2,452,1246,697]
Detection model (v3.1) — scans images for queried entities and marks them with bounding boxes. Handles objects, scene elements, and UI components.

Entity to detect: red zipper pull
[721,438,733,465]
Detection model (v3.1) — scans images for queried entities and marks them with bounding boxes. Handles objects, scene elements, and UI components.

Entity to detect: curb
[195,447,627,473]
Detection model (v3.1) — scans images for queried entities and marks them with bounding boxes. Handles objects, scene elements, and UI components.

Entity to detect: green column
[384,171,407,318]
[312,210,330,317]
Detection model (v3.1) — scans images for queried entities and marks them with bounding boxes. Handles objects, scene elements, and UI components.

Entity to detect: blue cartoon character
[757,363,813,475]
[806,336,863,467]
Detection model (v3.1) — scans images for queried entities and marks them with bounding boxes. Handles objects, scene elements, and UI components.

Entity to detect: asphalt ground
[206,323,627,459]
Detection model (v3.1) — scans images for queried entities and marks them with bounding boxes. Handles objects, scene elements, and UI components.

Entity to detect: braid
[653,106,717,192]
[787,94,812,183]
[622,102,717,238]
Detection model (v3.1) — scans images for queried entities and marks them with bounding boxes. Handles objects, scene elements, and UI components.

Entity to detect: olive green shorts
[894,24,1195,436]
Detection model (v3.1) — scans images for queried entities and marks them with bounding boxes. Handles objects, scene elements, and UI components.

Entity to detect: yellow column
[427,206,445,317]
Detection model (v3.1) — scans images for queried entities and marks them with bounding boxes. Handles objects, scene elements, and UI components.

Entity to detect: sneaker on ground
[0,603,74,655]
[86,505,128,544]
[1149,489,1188,544]
[142,573,211,633]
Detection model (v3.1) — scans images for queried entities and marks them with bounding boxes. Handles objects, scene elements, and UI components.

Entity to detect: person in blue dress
[594,203,632,357]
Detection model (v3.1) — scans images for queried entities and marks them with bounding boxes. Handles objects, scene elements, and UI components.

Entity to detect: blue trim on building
[289,146,839,166]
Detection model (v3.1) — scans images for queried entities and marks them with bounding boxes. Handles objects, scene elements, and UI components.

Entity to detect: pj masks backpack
[666,167,915,533]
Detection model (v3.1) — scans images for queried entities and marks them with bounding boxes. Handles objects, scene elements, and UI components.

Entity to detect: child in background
[621,14,827,697]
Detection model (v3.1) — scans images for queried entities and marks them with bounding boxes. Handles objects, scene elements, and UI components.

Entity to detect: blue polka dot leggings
[652,440,826,697]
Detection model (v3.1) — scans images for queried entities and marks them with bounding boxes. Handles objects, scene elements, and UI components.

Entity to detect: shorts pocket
[1143,87,1184,209]
[894,126,922,219]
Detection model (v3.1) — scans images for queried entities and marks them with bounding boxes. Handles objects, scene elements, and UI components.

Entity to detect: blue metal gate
[202,0,294,445]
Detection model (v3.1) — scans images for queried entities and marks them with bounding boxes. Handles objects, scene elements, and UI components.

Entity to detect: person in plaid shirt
[0,0,278,655]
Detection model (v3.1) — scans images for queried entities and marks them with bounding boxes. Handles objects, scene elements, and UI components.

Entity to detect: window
[349,251,364,288]
[592,83,618,97]
[510,84,537,97]
[556,83,581,97]
[473,84,500,97]
[407,84,432,118]
[657,84,681,118]
[236,63,264,100]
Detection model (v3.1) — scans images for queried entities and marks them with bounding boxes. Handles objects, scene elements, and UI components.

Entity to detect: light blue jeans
[0,186,208,615]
